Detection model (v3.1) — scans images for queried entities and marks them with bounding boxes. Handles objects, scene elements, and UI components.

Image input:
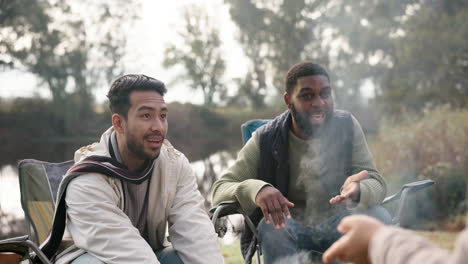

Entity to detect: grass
[221,230,460,263]
[221,241,262,264]
[417,230,459,250]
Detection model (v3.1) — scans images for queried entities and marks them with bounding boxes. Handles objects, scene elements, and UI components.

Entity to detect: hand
[255,186,294,229]
[329,170,368,205]
[322,215,383,264]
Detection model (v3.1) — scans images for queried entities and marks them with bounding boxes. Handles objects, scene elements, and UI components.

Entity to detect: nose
[151,117,166,133]
[310,95,325,108]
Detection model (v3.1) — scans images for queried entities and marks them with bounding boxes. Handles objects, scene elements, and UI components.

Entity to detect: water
[0,165,23,218]
[0,148,241,242]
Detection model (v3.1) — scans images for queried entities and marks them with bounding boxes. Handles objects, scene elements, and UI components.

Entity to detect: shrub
[371,106,468,226]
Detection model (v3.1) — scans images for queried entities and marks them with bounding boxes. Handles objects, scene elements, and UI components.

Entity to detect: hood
[74,127,114,163]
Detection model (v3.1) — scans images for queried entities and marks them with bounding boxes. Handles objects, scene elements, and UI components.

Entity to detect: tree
[377,4,468,113]
[320,0,468,114]
[225,0,328,99]
[0,0,138,135]
[163,5,227,107]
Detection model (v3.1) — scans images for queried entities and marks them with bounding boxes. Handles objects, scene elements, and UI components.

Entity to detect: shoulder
[66,173,119,203]
[160,139,190,168]
[332,109,353,120]
[161,139,185,159]
[330,110,355,130]
[256,111,291,143]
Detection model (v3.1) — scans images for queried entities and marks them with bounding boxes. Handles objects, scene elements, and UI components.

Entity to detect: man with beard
[43,74,223,264]
[211,62,391,264]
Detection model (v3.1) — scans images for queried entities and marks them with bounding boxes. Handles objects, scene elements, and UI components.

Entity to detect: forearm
[169,162,223,264]
[211,175,269,215]
[211,132,268,214]
[349,115,387,210]
[370,226,468,264]
[349,178,385,211]
[66,175,158,264]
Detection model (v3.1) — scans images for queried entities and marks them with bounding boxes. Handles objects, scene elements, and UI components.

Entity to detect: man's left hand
[329,170,368,205]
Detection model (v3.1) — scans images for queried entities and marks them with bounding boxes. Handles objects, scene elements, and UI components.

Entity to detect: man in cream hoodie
[43,74,223,264]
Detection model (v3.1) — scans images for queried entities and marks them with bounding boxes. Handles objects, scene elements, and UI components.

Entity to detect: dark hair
[107,74,167,118]
[285,61,330,94]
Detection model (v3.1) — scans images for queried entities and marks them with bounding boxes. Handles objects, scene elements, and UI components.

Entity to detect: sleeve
[65,174,159,264]
[167,156,224,264]
[348,115,387,211]
[210,132,271,215]
[370,226,468,264]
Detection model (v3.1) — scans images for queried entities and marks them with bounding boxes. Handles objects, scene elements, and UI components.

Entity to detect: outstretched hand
[329,170,368,205]
[255,186,294,229]
[322,215,384,264]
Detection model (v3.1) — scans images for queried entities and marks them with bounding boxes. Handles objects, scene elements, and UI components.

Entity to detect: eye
[160,113,167,119]
[142,113,151,119]
[321,90,331,99]
[300,93,313,100]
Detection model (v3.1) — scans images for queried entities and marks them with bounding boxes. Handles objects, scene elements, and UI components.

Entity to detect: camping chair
[0,159,74,264]
[210,119,435,264]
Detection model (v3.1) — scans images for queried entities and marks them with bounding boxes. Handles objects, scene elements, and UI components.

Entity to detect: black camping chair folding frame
[210,119,435,264]
[0,159,74,264]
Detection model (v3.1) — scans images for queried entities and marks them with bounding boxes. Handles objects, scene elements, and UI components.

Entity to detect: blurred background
[1,0,467,259]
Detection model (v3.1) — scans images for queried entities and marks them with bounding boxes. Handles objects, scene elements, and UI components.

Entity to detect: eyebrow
[298,86,331,93]
[136,106,168,112]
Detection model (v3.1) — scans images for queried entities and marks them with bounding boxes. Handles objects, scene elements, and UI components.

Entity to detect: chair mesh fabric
[18,159,74,244]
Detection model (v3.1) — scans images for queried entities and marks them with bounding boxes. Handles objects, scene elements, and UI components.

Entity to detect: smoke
[272,250,342,264]
[295,130,345,226]
[296,138,327,225]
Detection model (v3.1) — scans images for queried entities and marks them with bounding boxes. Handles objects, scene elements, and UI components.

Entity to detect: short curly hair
[107,74,167,118]
[285,62,330,94]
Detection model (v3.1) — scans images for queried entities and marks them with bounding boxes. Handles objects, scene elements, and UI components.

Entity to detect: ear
[284,92,292,110]
[112,113,126,134]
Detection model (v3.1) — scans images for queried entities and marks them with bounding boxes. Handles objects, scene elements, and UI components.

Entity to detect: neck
[116,133,145,171]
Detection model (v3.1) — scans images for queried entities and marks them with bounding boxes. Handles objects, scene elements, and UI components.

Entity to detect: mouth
[146,136,164,148]
[309,111,325,125]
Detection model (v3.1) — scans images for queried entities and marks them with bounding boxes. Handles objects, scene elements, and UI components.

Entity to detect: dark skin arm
[256,170,367,229]
[255,186,294,229]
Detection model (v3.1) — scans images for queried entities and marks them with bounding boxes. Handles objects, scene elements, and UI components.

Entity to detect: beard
[291,104,329,137]
[125,130,163,161]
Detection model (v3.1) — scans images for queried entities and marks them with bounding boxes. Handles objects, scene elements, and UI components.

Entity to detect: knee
[257,218,278,242]
[365,205,392,225]
[257,218,298,244]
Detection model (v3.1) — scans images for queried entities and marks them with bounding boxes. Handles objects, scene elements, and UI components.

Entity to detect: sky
[0,0,248,104]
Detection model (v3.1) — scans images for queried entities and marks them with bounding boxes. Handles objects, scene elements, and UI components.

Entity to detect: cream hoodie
[55,127,223,264]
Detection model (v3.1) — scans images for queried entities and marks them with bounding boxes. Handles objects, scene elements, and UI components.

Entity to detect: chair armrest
[382,179,435,226]
[0,235,51,264]
[210,201,243,220]
[382,179,435,205]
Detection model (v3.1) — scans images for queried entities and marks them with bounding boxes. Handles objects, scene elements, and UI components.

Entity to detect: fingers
[281,200,293,219]
[258,201,271,224]
[329,195,346,204]
[272,198,285,228]
[346,170,368,184]
[256,186,295,228]
[322,236,347,263]
[336,216,353,234]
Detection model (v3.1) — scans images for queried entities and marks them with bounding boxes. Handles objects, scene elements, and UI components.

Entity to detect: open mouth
[146,136,164,148]
[310,111,325,125]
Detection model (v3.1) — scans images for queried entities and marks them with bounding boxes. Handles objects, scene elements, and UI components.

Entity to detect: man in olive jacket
[211,62,391,264]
